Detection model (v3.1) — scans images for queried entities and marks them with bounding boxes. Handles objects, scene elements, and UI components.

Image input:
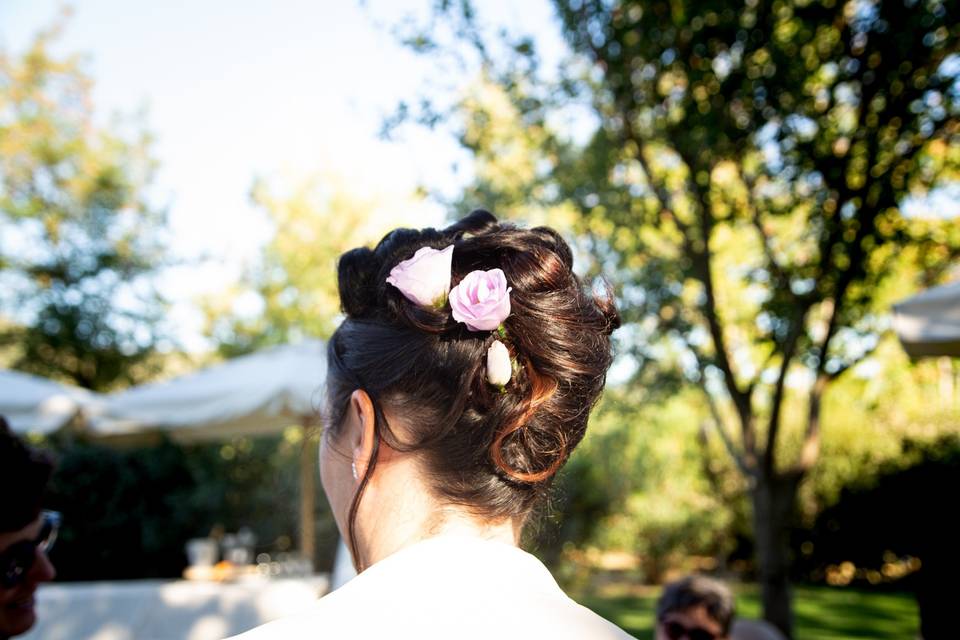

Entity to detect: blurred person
[232,211,633,639]
[730,619,787,640]
[656,575,735,640]
[0,416,58,639]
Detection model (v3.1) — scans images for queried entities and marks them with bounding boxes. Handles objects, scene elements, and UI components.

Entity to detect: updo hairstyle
[325,210,619,567]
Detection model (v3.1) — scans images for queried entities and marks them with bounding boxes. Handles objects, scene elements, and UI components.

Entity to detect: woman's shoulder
[230,594,634,640]
[225,585,358,639]
[228,536,637,639]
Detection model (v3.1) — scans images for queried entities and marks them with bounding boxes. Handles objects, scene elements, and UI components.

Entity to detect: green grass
[575,583,919,639]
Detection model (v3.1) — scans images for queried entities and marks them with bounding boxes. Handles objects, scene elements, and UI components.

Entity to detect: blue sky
[0,0,566,350]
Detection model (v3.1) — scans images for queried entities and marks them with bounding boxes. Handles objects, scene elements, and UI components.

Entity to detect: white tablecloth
[22,576,329,640]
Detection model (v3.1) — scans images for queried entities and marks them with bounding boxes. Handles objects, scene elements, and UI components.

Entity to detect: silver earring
[351,461,358,480]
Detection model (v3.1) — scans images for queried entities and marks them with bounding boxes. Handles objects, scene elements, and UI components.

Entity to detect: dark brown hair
[657,575,736,636]
[0,416,55,533]
[325,210,619,568]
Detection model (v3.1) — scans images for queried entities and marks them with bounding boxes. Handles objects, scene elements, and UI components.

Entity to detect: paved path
[22,576,330,640]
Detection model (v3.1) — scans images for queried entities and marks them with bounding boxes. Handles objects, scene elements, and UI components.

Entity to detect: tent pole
[299,423,316,570]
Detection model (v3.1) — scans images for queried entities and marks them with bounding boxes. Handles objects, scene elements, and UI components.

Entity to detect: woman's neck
[354,455,522,569]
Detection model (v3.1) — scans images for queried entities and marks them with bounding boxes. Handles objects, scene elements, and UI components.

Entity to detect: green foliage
[551,0,958,466]
[795,434,960,637]
[390,2,959,630]
[798,433,960,582]
[45,438,200,580]
[204,172,430,356]
[394,0,959,469]
[544,389,735,580]
[0,22,170,390]
[43,432,337,581]
[575,583,919,640]
[800,339,960,518]
[540,338,955,583]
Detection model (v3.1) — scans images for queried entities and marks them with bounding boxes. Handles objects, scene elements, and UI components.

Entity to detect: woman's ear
[349,389,377,481]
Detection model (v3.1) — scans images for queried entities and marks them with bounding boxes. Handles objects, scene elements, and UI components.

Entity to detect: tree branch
[701,384,755,478]
[697,420,726,495]
[579,1,760,468]
[828,337,882,381]
[789,47,896,476]
[796,372,827,473]
[762,315,805,475]
[675,145,755,448]
[742,171,793,295]
[621,114,692,239]
[793,294,842,475]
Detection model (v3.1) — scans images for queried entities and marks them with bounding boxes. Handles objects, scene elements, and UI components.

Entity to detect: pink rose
[450,268,512,331]
[386,245,454,308]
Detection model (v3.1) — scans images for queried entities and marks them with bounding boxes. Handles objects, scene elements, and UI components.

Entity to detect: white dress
[229,534,636,639]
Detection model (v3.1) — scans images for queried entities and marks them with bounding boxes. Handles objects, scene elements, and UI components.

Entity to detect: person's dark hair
[326,210,619,568]
[657,575,736,636]
[0,415,55,533]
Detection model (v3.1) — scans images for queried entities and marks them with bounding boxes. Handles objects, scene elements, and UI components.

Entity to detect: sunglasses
[662,619,720,640]
[1,510,60,589]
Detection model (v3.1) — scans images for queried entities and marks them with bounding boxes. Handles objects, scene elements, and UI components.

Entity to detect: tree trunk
[299,425,317,568]
[751,471,800,639]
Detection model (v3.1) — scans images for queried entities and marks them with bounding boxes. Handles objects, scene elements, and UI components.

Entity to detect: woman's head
[322,211,619,567]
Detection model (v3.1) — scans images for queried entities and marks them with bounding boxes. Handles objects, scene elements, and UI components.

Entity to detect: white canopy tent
[893,280,960,358]
[0,369,97,435]
[91,340,328,562]
[91,340,327,441]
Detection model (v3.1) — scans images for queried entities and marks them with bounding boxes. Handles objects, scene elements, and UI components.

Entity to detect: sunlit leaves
[0,23,169,390]
[204,171,429,356]
[394,0,958,481]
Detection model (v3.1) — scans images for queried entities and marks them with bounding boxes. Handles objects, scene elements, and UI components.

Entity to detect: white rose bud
[486,340,512,387]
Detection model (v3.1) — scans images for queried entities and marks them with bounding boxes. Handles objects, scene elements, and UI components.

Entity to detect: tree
[0,22,170,390]
[801,434,960,639]
[389,0,959,634]
[204,170,432,356]
[559,388,736,582]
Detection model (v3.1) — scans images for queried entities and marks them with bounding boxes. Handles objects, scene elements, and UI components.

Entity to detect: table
[22,575,330,640]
